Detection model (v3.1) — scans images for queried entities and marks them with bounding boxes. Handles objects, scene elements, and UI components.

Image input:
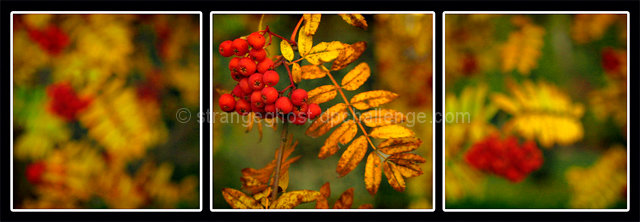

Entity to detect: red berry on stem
[307,103,321,119]
[219,94,236,112]
[290,89,308,106]
[275,97,293,114]
[249,48,267,62]
[264,104,276,114]
[261,86,278,104]
[239,78,252,94]
[249,73,264,91]
[229,57,241,73]
[232,38,249,56]
[250,91,265,108]
[257,58,274,73]
[238,57,256,76]
[232,84,245,98]
[263,70,279,87]
[26,161,46,185]
[219,40,234,57]
[247,32,266,49]
[235,99,251,115]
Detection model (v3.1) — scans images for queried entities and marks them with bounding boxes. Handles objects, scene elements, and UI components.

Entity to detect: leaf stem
[266,26,296,46]
[290,16,304,41]
[270,122,289,203]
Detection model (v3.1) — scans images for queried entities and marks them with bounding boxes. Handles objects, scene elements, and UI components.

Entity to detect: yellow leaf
[360,108,406,127]
[252,187,271,208]
[318,120,357,159]
[306,103,348,137]
[307,85,337,104]
[364,152,382,195]
[339,14,368,30]
[303,14,321,35]
[378,137,422,155]
[336,135,368,177]
[383,162,406,192]
[280,40,294,62]
[291,63,302,84]
[301,65,328,79]
[332,42,367,71]
[369,125,415,139]
[270,190,322,209]
[388,153,425,178]
[394,162,423,178]
[340,62,370,91]
[278,170,289,192]
[350,90,398,110]
[333,188,354,209]
[305,41,345,65]
[222,188,263,209]
[298,27,313,56]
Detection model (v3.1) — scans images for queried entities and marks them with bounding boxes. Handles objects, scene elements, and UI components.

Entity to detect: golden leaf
[270,190,322,209]
[307,85,337,104]
[305,41,345,65]
[245,112,255,133]
[319,182,331,198]
[280,40,294,62]
[339,14,368,30]
[360,108,406,127]
[358,204,373,209]
[388,153,425,178]
[241,141,300,194]
[222,188,263,209]
[333,188,354,209]
[298,26,313,56]
[301,65,328,80]
[350,90,398,110]
[378,137,422,155]
[340,62,370,91]
[364,152,382,195]
[291,63,302,84]
[257,119,263,142]
[500,17,545,75]
[318,120,357,159]
[306,103,348,138]
[253,187,271,208]
[303,14,321,36]
[336,135,368,177]
[394,162,423,178]
[315,182,331,209]
[279,170,289,192]
[383,162,406,192]
[332,42,367,71]
[369,125,415,139]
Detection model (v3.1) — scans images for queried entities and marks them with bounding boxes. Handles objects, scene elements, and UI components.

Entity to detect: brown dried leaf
[307,85,337,104]
[364,152,382,195]
[301,65,328,79]
[303,14,321,36]
[378,137,422,155]
[388,153,426,178]
[319,182,331,198]
[332,42,367,71]
[339,14,368,30]
[315,182,331,209]
[350,90,398,110]
[318,120,357,159]
[340,62,370,90]
[298,27,313,56]
[369,125,415,139]
[305,41,345,65]
[336,135,368,177]
[360,108,406,127]
[292,63,302,83]
[222,188,263,209]
[270,190,322,209]
[383,162,406,192]
[333,188,354,209]
[306,103,348,138]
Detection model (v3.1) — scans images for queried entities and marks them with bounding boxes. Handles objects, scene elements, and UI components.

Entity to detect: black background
[1,0,638,221]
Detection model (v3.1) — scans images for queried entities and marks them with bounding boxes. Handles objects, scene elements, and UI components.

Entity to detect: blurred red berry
[235,99,251,115]
[46,82,91,121]
[238,78,252,94]
[219,94,236,112]
[219,40,234,57]
[26,161,46,185]
[307,103,322,119]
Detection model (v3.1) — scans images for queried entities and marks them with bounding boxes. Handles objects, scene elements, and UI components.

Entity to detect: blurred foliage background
[445,14,627,209]
[12,14,200,209]
[212,14,432,209]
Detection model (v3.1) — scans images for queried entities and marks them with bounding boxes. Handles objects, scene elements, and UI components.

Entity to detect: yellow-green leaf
[339,14,368,30]
[305,41,345,65]
[350,90,399,110]
[336,135,368,177]
[360,108,406,127]
[298,27,313,56]
[333,188,354,209]
[369,125,415,139]
[383,162,406,192]
[306,103,348,137]
[318,120,357,159]
[222,188,263,209]
[303,14,321,35]
[270,190,322,209]
[331,41,367,71]
[378,137,422,155]
[281,40,294,61]
[307,85,337,104]
[364,152,382,195]
[301,65,328,80]
[292,63,302,83]
[340,62,370,90]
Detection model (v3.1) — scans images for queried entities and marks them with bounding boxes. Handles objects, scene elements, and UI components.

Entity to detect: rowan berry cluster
[27,25,69,56]
[217,31,322,125]
[465,134,543,183]
[47,82,92,122]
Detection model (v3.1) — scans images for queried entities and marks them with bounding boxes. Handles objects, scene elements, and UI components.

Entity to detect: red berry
[232,84,245,98]
[239,78,252,94]
[232,38,249,56]
[264,104,276,113]
[229,57,241,73]
[251,104,265,113]
[249,73,264,91]
[247,32,266,49]
[292,103,308,116]
[235,99,251,115]
[238,57,256,76]
[231,71,242,81]
[26,161,46,185]
[219,40,234,57]
[219,94,236,112]
[275,97,293,114]
[249,48,267,62]
[250,91,265,108]
[261,87,278,104]
[290,89,308,106]
[307,103,321,119]
[257,58,274,73]
[290,114,308,125]
[602,47,620,73]
[263,70,279,87]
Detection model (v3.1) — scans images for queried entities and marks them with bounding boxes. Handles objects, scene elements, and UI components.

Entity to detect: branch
[270,121,289,203]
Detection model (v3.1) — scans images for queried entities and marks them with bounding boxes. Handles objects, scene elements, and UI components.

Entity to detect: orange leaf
[388,153,426,179]
[332,42,367,71]
[318,120,357,159]
[340,62,370,90]
[306,103,348,138]
[339,14,368,30]
[332,188,354,209]
[315,182,331,209]
[378,137,422,155]
[350,90,398,110]
[360,108,406,127]
[307,85,337,104]
[336,135,368,177]
[364,152,382,195]
[270,190,322,209]
[369,125,415,139]
[222,188,263,209]
[292,63,302,83]
[383,161,406,192]
[301,65,328,79]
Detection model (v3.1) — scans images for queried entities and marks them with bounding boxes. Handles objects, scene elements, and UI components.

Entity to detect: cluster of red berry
[465,134,543,183]
[601,47,622,74]
[27,25,69,56]
[47,82,92,122]
[217,32,321,125]
[26,161,46,185]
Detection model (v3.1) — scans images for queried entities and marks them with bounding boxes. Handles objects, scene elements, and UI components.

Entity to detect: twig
[270,122,289,203]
